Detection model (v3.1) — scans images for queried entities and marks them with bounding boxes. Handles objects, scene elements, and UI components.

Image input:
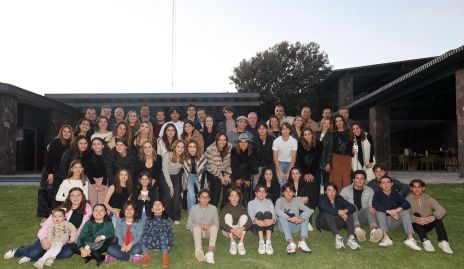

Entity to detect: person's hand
[223,174,231,183]
[121,244,127,253]
[232,228,244,238]
[296,217,305,224]
[169,187,174,198]
[94,177,103,187]
[244,180,251,187]
[369,207,376,214]
[423,216,436,225]
[366,163,373,169]
[47,174,54,184]
[338,210,348,221]
[324,164,331,173]
[80,247,90,257]
[95,236,104,243]
[304,174,314,182]
[126,242,133,252]
[151,178,156,186]
[288,217,298,223]
[387,210,399,220]
[40,239,51,250]
[235,179,243,186]
[415,217,427,225]
[278,170,286,181]
[254,220,264,227]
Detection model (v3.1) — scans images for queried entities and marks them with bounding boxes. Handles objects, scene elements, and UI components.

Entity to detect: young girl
[75,118,92,140]
[86,137,108,206]
[162,140,185,224]
[141,201,174,267]
[125,110,141,136]
[104,169,134,225]
[59,135,89,182]
[133,121,155,156]
[91,116,113,142]
[183,140,207,212]
[247,184,276,255]
[130,172,158,220]
[33,209,77,269]
[105,201,144,264]
[157,123,178,157]
[181,120,205,154]
[56,160,89,202]
[105,138,135,184]
[201,115,217,149]
[257,167,280,205]
[77,204,116,266]
[231,133,258,206]
[288,167,309,206]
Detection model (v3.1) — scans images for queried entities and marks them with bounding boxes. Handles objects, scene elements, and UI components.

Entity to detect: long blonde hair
[169,140,185,163]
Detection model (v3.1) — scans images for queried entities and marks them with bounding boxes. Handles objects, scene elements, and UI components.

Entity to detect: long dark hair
[136,172,153,191]
[203,115,217,133]
[119,201,139,222]
[60,187,88,214]
[299,128,316,150]
[214,132,230,158]
[114,169,134,194]
[90,137,108,164]
[69,135,90,159]
[90,204,111,223]
[257,167,279,187]
[181,120,197,140]
[161,123,179,151]
[349,121,366,141]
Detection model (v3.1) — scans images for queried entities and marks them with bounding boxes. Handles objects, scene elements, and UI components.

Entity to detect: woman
[91,116,113,142]
[254,122,275,186]
[37,125,73,221]
[162,140,185,224]
[56,159,89,202]
[183,140,207,212]
[59,135,90,181]
[350,122,375,181]
[157,123,178,157]
[316,183,360,250]
[87,137,109,206]
[204,132,232,208]
[132,121,155,156]
[297,128,322,210]
[181,120,205,154]
[201,115,218,149]
[231,133,258,206]
[134,141,163,191]
[104,169,134,224]
[6,188,92,264]
[315,118,333,190]
[257,167,280,205]
[105,138,135,185]
[125,110,141,135]
[107,121,132,149]
[130,172,158,220]
[291,116,304,141]
[330,115,353,191]
[268,115,281,138]
[272,122,298,187]
[288,167,309,206]
[74,118,93,141]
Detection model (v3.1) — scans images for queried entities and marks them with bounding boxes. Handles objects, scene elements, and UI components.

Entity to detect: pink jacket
[37,203,92,240]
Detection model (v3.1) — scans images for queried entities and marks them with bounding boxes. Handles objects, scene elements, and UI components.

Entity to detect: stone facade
[0,93,18,174]
[456,69,464,177]
[369,106,391,169]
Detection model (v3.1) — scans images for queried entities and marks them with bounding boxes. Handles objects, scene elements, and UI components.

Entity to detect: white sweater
[55,178,89,202]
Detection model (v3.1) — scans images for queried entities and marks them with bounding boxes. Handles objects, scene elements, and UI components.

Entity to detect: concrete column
[369,106,391,169]
[338,74,353,107]
[456,69,464,178]
[0,93,18,174]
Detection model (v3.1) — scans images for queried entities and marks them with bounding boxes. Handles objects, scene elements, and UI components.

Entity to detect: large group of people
[3,104,454,268]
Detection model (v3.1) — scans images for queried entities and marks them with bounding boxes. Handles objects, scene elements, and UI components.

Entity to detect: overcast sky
[0,0,462,95]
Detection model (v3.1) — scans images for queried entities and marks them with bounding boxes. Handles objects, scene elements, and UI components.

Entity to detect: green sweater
[76,221,115,248]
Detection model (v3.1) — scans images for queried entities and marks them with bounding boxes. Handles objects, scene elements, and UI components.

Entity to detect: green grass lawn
[0,185,463,269]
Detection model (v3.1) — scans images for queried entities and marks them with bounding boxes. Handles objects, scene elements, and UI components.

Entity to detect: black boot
[91,252,104,267]
[84,255,92,263]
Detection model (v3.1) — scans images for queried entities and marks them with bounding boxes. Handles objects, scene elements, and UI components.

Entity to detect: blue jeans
[187,174,201,212]
[14,239,74,261]
[276,161,291,187]
[278,210,312,241]
[107,243,142,261]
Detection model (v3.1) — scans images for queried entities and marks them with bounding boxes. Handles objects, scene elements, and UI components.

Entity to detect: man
[267,104,293,126]
[153,110,166,138]
[406,179,453,254]
[317,108,332,129]
[218,106,236,134]
[83,107,97,131]
[340,170,383,243]
[197,108,207,131]
[139,104,156,126]
[159,107,184,138]
[114,107,125,123]
[368,164,409,196]
[186,104,202,130]
[339,107,352,127]
[300,106,318,132]
[246,112,259,138]
[372,176,421,250]
[227,116,254,147]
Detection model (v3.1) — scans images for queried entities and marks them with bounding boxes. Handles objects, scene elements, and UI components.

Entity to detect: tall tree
[230,41,332,118]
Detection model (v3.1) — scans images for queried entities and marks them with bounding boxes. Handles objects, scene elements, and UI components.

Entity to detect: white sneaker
[355,227,366,242]
[3,248,17,259]
[404,239,421,251]
[229,242,237,255]
[258,240,266,255]
[204,251,215,264]
[297,241,311,253]
[194,248,205,262]
[308,222,314,232]
[286,242,297,255]
[173,221,180,225]
[438,241,453,254]
[423,240,435,252]
[347,236,361,250]
[335,235,345,249]
[33,260,44,269]
[265,240,273,255]
[379,237,393,247]
[44,258,54,267]
[369,228,383,243]
[237,243,246,256]
[18,256,31,264]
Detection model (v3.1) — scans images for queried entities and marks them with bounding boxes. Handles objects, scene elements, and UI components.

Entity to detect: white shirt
[90,132,113,143]
[55,178,89,202]
[272,136,298,162]
[158,121,184,139]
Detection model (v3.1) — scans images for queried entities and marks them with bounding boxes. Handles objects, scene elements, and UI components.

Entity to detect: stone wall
[0,93,17,174]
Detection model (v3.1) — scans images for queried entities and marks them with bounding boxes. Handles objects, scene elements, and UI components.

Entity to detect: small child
[141,201,174,268]
[33,209,77,269]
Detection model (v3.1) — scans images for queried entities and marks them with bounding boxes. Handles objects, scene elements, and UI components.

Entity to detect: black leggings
[168,173,183,221]
[306,172,321,210]
[208,172,229,209]
[252,211,275,233]
[318,212,355,237]
[412,217,448,242]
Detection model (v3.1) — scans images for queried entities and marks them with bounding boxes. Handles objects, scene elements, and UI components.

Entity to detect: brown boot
[162,253,169,268]
[142,253,151,267]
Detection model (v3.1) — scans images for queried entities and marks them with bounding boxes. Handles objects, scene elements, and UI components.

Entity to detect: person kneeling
[407,179,453,254]
[275,183,313,255]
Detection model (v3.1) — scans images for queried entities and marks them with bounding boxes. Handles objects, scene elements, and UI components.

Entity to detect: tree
[230,41,332,118]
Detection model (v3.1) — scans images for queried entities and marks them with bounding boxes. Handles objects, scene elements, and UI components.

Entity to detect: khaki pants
[330,153,352,191]
[192,225,218,250]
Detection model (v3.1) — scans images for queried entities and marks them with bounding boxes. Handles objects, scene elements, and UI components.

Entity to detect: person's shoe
[422,240,435,252]
[142,253,151,267]
[44,258,54,267]
[129,254,144,263]
[173,221,180,225]
[404,239,421,251]
[258,240,266,255]
[204,251,215,264]
[379,237,393,247]
[33,260,44,269]
[17,256,31,264]
[335,235,345,249]
[369,228,383,243]
[308,222,314,232]
[104,255,117,264]
[162,253,170,268]
[355,227,366,242]
[237,242,246,256]
[194,249,205,262]
[438,241,453,254]
[3,248,17,259]
[265,240,273,255]
[229,242,237,255]
[347,236,361,250]
[286,242,297,255]
[84,255,92,264]
[297,241,311,253]
[92,252,104,266]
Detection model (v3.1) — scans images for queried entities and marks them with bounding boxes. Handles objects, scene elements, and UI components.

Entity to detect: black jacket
[315,131,333,169]
[231,147,258,182]
[297,141,322,176]
[105,151,135,185]
[253,134,275,168]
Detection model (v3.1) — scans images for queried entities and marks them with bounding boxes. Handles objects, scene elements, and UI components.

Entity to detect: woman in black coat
[315,118,333,189]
